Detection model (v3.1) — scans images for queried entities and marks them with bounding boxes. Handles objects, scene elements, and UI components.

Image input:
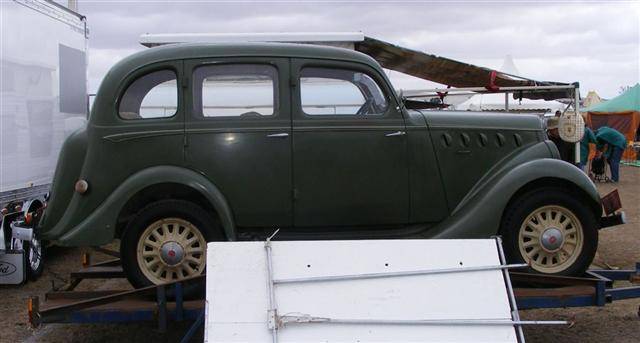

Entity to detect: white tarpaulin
[205,239,519,342]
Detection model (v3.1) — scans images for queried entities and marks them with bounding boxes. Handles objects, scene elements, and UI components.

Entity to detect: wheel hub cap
[160,241,184,266]
[540,227,564,252]
[518,205,584,274]
[137,218,207,284]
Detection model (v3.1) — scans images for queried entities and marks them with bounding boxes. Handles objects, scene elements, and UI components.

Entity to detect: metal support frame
[513,262,640,309]
[157,285,167,332]
[273,263,527,285]
[494,236,525,342]
[404,84,578,97]
[505,93,510,113]
[574,86,581,164]
[263,236,568,342]
[265,230,280,343]
[30,255,206,341]
[180,309,205,343]
[279,315,567,327]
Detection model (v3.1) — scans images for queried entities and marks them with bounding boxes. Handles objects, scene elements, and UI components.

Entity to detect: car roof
[91,42,387,125]
[115,42,382,71]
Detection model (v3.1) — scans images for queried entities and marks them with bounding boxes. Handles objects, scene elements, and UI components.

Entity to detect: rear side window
[119,69,177,120]
[192,64,277,118]
[300,67,388,116]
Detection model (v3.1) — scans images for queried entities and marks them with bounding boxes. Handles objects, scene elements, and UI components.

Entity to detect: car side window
[300,67,388,116]
[192,64,277,118]
[119,69,177,120]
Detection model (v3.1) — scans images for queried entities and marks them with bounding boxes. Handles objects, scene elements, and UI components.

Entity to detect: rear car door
[291,59,409,228]
[184,58,292,229]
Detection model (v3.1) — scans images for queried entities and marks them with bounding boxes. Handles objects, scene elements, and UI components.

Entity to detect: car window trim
[294,60,399,121]
[190,61,281,121]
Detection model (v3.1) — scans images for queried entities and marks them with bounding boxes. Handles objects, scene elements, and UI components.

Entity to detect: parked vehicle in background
[33,42,624,290]
[0,0,88,284]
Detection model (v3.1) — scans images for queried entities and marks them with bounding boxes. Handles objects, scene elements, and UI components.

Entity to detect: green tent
[585,84,640,160]
[585,84,640,113]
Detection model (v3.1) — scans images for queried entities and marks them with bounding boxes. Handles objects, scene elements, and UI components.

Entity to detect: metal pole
[265,230,279,343]
[494,236,525,343]
[156,285,167,333]
[284,317,569,326]
[574,86,581,164]
[505,93,509,112]
[273,263,527,284]
[403,84,577,97]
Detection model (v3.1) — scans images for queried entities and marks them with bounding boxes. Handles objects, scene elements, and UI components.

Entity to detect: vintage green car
[38,43,618,288]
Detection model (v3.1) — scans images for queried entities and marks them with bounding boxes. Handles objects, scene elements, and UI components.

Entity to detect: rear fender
[54,166,236,246]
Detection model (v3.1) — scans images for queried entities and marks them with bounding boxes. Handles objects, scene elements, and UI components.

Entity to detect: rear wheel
[121,200,222,289]
[502,188,598,276]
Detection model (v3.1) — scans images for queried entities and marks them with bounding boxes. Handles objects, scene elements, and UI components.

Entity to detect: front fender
[428,157,601,239]
[52,166,236,246]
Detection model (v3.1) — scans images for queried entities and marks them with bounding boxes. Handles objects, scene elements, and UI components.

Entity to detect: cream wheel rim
[136,218,206,284]
[518,205,584,274]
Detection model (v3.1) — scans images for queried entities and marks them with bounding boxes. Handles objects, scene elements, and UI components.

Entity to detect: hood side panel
[422,111,546,210]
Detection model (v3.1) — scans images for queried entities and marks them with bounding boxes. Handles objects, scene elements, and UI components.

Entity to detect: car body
[38,43,614,287]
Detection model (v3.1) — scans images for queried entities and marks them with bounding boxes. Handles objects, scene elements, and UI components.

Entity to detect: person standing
[578,126,596,172]
[595,126,627,182]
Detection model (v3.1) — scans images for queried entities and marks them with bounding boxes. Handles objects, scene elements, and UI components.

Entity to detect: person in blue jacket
[595,126,627,182]
[578,126,596,172]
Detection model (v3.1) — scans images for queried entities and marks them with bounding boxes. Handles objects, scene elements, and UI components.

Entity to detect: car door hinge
[293,188,299,200]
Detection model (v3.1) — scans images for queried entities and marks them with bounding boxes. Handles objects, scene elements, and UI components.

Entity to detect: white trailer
[0,0,88,284]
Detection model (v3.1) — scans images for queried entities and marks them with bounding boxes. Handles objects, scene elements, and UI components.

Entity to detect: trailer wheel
[24,233,44,281]
[121,200,222,291]
[501,188,598,276]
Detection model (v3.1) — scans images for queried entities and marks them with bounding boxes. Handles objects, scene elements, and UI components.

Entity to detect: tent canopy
[581,91,602,110]
[585,84,640,113]
[586,84,640,160]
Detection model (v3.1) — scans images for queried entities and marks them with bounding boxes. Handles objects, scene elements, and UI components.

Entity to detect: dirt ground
[1,166,638,343]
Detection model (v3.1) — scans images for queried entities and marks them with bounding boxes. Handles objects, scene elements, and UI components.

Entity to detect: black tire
[24,233,44,281]
[501,187,598,276]
[120,200,223,294]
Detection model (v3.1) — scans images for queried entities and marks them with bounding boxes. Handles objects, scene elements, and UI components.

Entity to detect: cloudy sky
[75,0,639,98]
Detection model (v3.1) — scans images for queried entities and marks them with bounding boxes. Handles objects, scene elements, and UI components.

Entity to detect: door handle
[385,131,406,137]
[267,133,289,138]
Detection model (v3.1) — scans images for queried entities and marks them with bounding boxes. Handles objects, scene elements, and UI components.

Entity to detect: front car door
[184,58,292,229]
[291,59,409,228]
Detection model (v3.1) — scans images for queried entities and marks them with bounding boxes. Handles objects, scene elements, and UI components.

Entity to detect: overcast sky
[75,1,639,98]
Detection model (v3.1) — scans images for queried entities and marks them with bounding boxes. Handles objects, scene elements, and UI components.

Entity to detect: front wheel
[121,200,222,289]
[501,188,598,276]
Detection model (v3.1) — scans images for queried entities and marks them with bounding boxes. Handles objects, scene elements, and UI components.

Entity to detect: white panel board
[206,239,517,342]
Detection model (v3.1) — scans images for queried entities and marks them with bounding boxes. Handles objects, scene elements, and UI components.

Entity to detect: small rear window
[119,69,178,120]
